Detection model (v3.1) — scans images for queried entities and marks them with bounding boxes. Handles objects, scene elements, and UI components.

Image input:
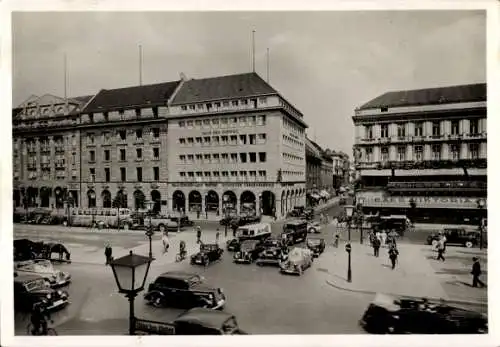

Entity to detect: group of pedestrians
[368,230,399,269]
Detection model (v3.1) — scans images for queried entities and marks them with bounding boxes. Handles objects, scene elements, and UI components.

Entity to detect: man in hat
[471,257,485,288]
[104,243,113,265]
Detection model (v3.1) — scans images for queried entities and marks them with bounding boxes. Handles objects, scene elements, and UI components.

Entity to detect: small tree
[112,191,128,227]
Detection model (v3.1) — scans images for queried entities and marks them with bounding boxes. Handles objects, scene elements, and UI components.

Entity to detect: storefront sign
[201,129,239,136]
[363,196,486,209]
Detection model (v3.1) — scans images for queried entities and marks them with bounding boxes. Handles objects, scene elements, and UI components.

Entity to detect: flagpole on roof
[252,30,256,73]
[139,45,143,86]
[266,47,270,83]
[64,53,68,114]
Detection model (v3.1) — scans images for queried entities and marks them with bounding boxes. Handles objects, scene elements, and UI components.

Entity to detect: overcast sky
[12,11,486,155]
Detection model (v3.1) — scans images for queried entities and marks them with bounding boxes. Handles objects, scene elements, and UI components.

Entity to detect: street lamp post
[345,205,354,283]
[144,200,155,259]
[109,251,152,335]
[477,199,485,250]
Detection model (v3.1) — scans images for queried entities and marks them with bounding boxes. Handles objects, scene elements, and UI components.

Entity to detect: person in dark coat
[104,243,113,265]
[471,257,485,288]
[388,245,399,270]
[373,237,381,257]
[196,226,202,244]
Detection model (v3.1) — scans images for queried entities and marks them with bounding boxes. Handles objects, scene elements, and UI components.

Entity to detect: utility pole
[139,45,143,86]
[252,30,256,72]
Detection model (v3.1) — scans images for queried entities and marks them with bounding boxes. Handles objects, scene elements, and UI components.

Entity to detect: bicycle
[27,321,58,336]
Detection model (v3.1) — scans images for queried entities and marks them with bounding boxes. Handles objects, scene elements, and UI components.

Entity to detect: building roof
[83,81,181,113]
[305,138,323,160]
[358,83,486,110]
[171,72,277,105]
[71,95,94,104]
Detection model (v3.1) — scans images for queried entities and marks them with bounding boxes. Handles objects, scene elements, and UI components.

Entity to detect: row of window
[87,128,161,144]
[179,170,267,178]
[24,135,79,150]
[178,133,266,147]
[363,143,481,162]
[282,134,304,148]
[178,152,267,164]
[283,118,305,135]
[178,114,267,128]
[283,152,303,162]
[88,167,161,182]
[87,107,160,122]
[364,119,482,139]
[88,147,160,162]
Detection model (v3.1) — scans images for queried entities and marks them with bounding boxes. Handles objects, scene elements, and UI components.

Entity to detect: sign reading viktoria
[362,196,486,209]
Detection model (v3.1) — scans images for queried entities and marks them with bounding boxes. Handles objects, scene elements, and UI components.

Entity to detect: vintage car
[306,237,326,257]
[279,247,313,275]
[170,216,195,228]
[225,238,241,252]
[236,223,272,242]
[427,228,482,248]
[15,259,71,287]
[281,220,308,245]
[146,215,182,233]
[144,271,226,310]
[172,308,247,335]
[233,240,265,264]
[14,273,70,312]
[256,238,288,266]
[14,239,42,261]
[190,244,224,266]
[307,221,322,234]
[359,293,488,334]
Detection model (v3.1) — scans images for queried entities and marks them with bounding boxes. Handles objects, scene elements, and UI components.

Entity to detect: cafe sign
[363,196,487,209]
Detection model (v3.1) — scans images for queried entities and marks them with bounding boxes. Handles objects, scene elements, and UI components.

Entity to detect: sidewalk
[321,242,487,306]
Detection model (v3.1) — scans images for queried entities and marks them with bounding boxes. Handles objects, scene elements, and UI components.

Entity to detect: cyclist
[179,240,186,259]
[30,300,51,335]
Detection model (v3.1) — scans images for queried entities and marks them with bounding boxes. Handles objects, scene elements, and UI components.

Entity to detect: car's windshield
[25,279,48,291]
[307,239,321,245]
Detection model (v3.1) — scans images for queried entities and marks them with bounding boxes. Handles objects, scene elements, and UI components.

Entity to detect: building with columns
[13,94,93,212]
[166,72,308,219]
[352,83,487,225]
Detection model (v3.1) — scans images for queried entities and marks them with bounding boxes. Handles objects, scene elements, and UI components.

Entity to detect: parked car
[233,240,265,264]
[144,271,226,310]
[359,293,488,334]
[170,216,195,228]
[307,221,322,233]
[14,273,70,312]
[279,247,313,275]
[256,238,288,266]
[226,238,241,252]
[190,244,224,266]
[172,308,247,335]
[306,237,326,257]
[15,259,71,287]
[281,220,308,245]
[427,229,482,248]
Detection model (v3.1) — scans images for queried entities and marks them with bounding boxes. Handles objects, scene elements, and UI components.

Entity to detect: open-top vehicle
[190,244,224,266]
[279,247,313,275]
[144,271,225,310]
[15,259,71,287]
[359,293,488,334]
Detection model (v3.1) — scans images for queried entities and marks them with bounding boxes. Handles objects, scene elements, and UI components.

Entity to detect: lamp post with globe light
[357,197,365,244]
[344,205,354,283]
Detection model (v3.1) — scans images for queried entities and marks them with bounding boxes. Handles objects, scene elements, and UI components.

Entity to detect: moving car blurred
[279,247,313,276]
[233,240,264,264]
[144,271,225,310]
[14,273,70,312]
[190,244,224,266]
[306,237,325,257]
[427,229,482,248]
[15,259,71,287]
[359,293,488,334]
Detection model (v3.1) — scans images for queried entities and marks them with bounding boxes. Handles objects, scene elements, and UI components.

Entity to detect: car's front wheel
[465,241,474,248]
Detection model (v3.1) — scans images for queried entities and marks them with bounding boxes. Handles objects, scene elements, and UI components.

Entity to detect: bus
[236,223,272,242]
[69,208,134,229]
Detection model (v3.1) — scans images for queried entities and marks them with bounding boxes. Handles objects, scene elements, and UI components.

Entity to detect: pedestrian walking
[436,240,446,261]
[104,243,112,265]
[471,257,485,288]
[215,229,220,244]
[205,208,208,220]
[380,230,387,247]
[196,226,202,244]
[162,232,169,254]
[373,237,381,257]
[388,245,399,270]
[197,209,201,219]
[334,231,340,248]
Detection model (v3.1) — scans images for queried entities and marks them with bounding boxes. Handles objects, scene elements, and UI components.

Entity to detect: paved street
[14,222,370,335]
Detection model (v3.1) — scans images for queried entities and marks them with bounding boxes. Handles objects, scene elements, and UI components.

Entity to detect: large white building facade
[353,83,487,226]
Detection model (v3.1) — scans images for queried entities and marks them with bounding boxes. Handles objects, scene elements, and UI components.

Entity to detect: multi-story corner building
[78,80,182,214]
[166,72,308,219]
[352,83,487,225]
[12,94,93,211]
[305,137,322,193]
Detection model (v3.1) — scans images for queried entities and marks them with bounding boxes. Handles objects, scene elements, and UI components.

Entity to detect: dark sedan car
[359,293,487,334]
[256,238,288,266]
[173,308,247,335]
[306,237,326,257]
[14,273,70,312]
[233,240,264,264]
[226,238,241,252]
[190,244,224,266]
[427,229,482,248]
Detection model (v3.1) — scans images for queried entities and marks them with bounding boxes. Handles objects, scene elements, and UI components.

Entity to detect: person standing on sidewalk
[380,230,387,247]
[104,243,112,265]
[388,245,399,270]
[215,229,220,244]
[373,237,381,257]
[471,257,485,288]
[196,226,202,244]
[162,232,170,254]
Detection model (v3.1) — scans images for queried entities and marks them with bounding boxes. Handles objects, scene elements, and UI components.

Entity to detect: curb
[325,278,487,307]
